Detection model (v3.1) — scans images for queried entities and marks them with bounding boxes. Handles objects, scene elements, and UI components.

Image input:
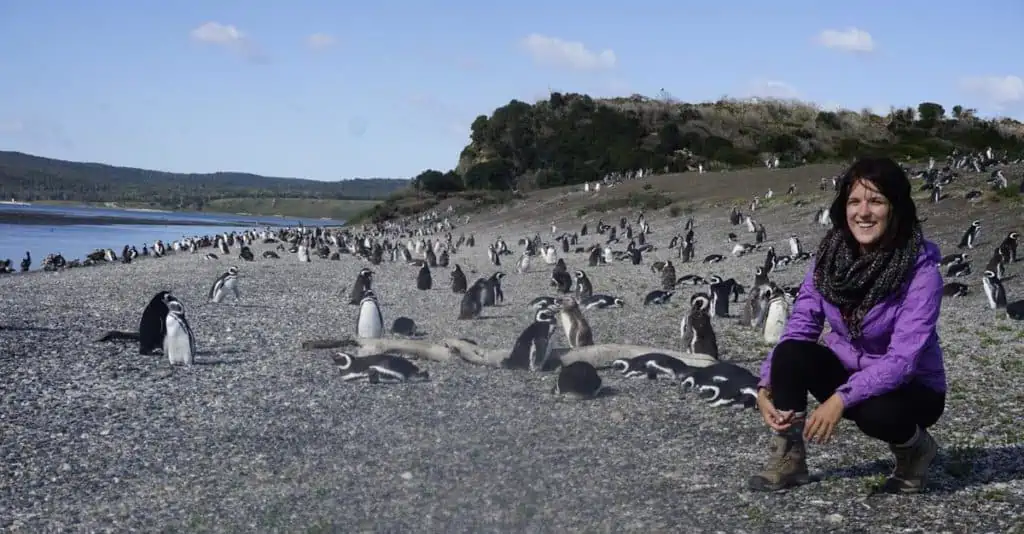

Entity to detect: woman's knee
[772,339,821,371]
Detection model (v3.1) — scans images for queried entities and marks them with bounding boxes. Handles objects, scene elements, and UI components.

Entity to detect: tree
[952,105,964,120]
[414,169,464,194]
[917,102,945,126]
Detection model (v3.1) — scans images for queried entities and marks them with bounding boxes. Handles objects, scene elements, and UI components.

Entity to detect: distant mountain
[0,151,410,211]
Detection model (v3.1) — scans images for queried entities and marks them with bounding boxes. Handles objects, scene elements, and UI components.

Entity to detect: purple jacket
[758,239,947,409]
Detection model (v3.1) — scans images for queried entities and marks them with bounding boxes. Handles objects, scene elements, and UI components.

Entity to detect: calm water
[0,204,343,271]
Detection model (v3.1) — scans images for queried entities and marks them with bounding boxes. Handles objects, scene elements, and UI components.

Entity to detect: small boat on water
[0,198,31,206]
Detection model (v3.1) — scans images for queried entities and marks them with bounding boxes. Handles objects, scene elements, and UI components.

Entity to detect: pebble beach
[2,175,1023,532]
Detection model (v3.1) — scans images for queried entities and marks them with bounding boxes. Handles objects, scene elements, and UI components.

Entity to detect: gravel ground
[2,166,1023,533]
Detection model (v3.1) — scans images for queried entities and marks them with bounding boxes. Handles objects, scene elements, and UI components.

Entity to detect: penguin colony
[86,155,1022,403]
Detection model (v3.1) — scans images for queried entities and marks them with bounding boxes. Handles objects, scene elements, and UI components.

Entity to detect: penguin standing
[458,281,485,320]
[298,244,311,262]
[680,294,719,358]
[504,308,558,371]
[555,297,594,348]
[998,231,1019,263]
[450,264,468,293]
[574,270,593,299]
[139,291,174,355]
[761,286,791,344]
[416,263,433,290]
[208,266,240,303]
[660,261,676,291]
[349,268,373,305]
[163,296,196,366]
[356,291,384,338]
[958,220,982,250]
[982,270,1007,309]
[515,253,531,274]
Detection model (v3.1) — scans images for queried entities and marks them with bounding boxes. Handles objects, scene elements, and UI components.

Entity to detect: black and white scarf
[813,225,923,338]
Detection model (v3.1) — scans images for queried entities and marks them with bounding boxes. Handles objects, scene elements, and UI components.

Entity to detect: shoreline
[0,208,344,227]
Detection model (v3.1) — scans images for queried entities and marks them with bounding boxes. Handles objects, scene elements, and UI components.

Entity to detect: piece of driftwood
[301,337,718,369]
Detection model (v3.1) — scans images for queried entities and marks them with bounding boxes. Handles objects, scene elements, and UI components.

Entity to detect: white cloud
[816,28,875,53]
[306,33,336,51]
[958,75,1024,109]
[190,22,266,62]
[520,34,616,71]
[743,79,800,100]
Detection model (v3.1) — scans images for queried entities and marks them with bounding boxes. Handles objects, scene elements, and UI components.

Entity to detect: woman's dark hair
[828,156,919,251]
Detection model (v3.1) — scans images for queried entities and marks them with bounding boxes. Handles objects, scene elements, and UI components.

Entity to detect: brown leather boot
[747,425,811,492]
[880,428,938,494]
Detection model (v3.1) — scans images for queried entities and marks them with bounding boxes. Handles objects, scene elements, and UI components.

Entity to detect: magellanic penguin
[612,352,690,380]
[982,270,1007,310]
[140,291,174,355]
[957,220,981,250]
[416,263,433,290]
[643,290,674,306]
[761,285,791,344]
[349,268,373,305]
[208,266,240,303]
[163,296,196,366]
[998,231,1019,263]
[680,362,758,409]
[574,270,593,299]
[504,307,558,371]
[552,361,603,399]
[297,244,311,262]
[680,293,719,358]
[941,282,970,298]
[332,352,430,383]
[451,264,468,293]
[555,297,595,348]
[458,280,485,320]
[580,295,625,309]
[356,290,384,338]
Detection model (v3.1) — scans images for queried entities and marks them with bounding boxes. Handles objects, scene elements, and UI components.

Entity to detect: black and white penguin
[761,285,791,344]
[942,282,970,298]
[574,270,593,299]
[416,263,432,290]
[458,281,485,320]
[998,231,1019,263]
[556,297,595,347]
[643,290,674,306]
[356,290,384,338]
[481,272,506,306]
[676,274,705,286]
[204,253,219,260]
[680,293,719,358]
[349,268,373,305]
[239,246,254,262]
[580,294,625,309]
[1007,299,1024,321]
[552,361,603,399]
[612,352,690,380]
[262,250,280,259]
[680,362,758,409]
[551,269,573,293]
[985,249,1006,280]
[139,291,174,355]
[529,296,559,310]
[660,261,677,291]
[163,296,196,366]
[391,317,422,337]
[451,264,468,293]
[982,270,1007,310]
[332,352,430,383]
[504,308,558,371]
[709,279,734,318]
[208,266,240,303]
[702,254,724,264]
[939,253,968,270]
[946,261,972,278]
[957,220,981,250]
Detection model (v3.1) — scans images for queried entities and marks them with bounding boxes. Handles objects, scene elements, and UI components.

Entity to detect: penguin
[998,231,1019,263]
[788,236,802,256]
[262,251,280,259]
[580,295,625,309]
[481,272,506,306]
[451,264,468,293]
[676,274,705,286]
[515,253,531,274]
[680,293,719,358]
[738,285,769,329]
[458,281,485,320]
[1007,300,1024,321]
[703,254,725,264]
[982,270,1007,310]
[942,282,970,298]
[203,253,219,260]
[985,249,1005,280]
[612,353,690,380]
[208,266,240,303]
[957,220,981,250]
[762,285,791,344]
[140,291,174,355]
[297,244,311,262]
[552,361,603,399]
[356,291,384,338]
[946,261,972,278]
[391,317,422,337]
[416,263,433,290]
[939,253,968,270]
[239,246,254,261]
[349,268,373,305]
[529,296,559,309]
[643,290,674,306]
[709,280,733,318]
[163,296,196,366]
[660,261,677,291]
[555,297,595,348]
[504,307,558,371]
[574,270,593,299]
[680,362,758,409]
[332,352,429,383]
[551,270,573,293]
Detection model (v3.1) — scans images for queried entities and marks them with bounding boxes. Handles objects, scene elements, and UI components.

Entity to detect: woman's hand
[756,388,795,432]
[803,394,845,444]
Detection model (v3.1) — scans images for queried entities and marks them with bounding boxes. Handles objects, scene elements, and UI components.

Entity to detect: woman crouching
[749,156,946,494]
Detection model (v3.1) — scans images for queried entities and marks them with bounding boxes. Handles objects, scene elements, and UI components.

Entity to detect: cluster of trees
[0,150,409,210]
[406,93,1024,195]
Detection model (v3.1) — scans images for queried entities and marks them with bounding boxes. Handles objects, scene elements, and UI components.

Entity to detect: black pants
[770,339,945,444]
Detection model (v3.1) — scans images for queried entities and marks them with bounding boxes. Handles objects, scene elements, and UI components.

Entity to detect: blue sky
[1,0,1022,182]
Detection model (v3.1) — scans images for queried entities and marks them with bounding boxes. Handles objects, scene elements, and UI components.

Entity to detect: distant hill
[0,150,410,217]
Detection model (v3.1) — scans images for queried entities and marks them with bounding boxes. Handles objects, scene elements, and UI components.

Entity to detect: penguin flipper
[95,330,140,342]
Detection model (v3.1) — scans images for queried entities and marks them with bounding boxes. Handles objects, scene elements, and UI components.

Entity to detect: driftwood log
[301,337,718,369]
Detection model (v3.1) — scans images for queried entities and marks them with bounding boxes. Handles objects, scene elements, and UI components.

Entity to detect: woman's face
[845,179,891,252]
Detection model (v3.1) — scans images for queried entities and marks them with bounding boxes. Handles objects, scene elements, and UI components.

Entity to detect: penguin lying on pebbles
[643,290,674,306]
[391,317,424,337]
[529,296,558,309]
[580,295,625,309]
[680,362,758,409]
[332,352,430,383]
[612,353,690,380]
[552,361,603,399]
